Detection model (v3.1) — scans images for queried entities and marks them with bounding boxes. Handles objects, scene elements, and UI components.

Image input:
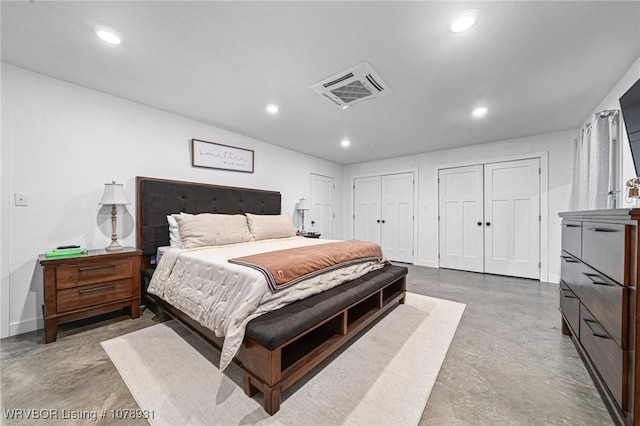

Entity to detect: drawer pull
[78,264,116,272]
[589,228,618,233]
[78,284,116,294]
[561,289,577,299]
[583,318,612,339]
[560,255,579,263]
[562,224,581,228]
[583,273,610,286]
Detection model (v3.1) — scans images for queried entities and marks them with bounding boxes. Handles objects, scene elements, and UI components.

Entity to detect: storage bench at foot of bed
[240,263,408,414]
[144,263,408,415]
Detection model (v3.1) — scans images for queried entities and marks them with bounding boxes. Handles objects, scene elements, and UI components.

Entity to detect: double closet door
[438,158,540,279]
[354,172,414,263]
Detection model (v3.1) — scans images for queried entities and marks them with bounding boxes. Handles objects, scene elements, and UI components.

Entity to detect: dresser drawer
[559,281,580,336]
[560,251,582,297]
[582,222,629,285]
[579,265,628,348]
[580,306,627,410]
[57,279,132,313]
[561,220,582,258]
[56,258,133,289]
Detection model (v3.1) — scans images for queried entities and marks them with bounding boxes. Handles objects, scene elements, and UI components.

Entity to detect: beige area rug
[101,293,465,426]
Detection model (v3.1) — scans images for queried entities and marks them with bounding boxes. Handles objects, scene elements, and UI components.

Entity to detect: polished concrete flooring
[1,265,614,425]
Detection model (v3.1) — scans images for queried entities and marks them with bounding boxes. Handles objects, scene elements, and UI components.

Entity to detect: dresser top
[559,208,640,220]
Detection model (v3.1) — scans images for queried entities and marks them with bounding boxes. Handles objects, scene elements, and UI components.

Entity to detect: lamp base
[105,240,124,252]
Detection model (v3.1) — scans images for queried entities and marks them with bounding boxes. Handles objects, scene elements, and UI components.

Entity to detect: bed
[136,176,408,414]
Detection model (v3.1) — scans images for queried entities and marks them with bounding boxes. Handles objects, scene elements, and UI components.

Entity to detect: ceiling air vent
[309,62,392,109]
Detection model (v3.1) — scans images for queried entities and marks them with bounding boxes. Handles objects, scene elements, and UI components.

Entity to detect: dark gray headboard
[136,177,281,264]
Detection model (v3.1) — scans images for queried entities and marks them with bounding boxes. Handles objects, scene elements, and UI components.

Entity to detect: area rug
[101,293,465,425]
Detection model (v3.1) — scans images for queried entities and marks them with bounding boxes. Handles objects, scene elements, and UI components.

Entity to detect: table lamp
[99,181,130,251]
[297,198,310,235]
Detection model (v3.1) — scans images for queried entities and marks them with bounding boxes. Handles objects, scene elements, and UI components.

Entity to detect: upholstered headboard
[136,176,281,264]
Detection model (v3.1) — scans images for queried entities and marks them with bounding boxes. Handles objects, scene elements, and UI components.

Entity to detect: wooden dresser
[559,209,639,425]
[39,247,141,343]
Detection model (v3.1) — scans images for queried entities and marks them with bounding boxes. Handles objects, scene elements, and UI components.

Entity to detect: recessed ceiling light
[341,139,351,147]
[266,104,279,114]
[472,106,488,118]
[450,10,479,33]
[95,28,122,45]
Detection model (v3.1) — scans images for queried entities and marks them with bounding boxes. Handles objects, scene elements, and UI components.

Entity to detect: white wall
[343,129,575,283]
[0,63,343,337]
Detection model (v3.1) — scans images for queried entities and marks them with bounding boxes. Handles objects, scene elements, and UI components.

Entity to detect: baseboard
[416,260,436,268]
[547,274,560,284]
[10,317,43,336]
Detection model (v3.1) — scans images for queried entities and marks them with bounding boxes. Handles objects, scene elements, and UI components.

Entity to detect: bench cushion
[245,264,408,350]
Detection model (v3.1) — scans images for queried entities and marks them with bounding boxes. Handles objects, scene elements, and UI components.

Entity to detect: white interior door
[309,174,334,238]
[484,158,540,279]
[438,165,484,273]
[354,176,381,245]
[381,173,414,263]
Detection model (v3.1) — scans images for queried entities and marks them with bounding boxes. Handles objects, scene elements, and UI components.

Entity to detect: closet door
[381,173,414,263]
[354,176,381,245]
[310,173,335,238]
[484,158,540,279]
[438,165,484,273]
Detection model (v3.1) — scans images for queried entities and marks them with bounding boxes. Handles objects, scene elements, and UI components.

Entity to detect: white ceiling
[2,1,639,165]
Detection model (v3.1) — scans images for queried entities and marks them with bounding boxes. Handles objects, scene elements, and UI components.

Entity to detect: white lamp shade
[297,198,310,211]
[99,181,130,205]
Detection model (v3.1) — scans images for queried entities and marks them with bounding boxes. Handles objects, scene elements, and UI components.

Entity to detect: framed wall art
[191,138,254,173]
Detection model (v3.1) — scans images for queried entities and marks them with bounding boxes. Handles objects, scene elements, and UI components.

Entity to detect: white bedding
[147,236,385,370]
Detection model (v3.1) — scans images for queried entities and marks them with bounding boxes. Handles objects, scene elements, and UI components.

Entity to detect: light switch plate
[14,193,28,206]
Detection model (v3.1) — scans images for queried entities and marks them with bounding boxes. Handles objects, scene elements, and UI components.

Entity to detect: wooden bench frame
[145,274,406,414]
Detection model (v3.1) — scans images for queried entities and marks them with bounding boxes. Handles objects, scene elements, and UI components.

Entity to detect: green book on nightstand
[44,248,88,258]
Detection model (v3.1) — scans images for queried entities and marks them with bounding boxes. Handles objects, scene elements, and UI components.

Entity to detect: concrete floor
[1,265,614,425]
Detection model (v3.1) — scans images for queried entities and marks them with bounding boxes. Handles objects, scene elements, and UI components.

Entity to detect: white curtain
[569,111,619,211]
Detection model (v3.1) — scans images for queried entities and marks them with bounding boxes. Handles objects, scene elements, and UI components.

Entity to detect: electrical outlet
[14,193,28,206]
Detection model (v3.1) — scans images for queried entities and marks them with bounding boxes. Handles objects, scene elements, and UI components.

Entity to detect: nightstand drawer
[56,258,133,289]
[57,279,132,313]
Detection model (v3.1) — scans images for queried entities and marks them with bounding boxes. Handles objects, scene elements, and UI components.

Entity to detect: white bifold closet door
[438,165,485,273]
[354,173,414,263]
[439,158,540,279]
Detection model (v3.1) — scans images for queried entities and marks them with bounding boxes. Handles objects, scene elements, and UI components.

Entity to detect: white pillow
[245,213,296,240]
[174,213,253,249]
[167,213,192,248]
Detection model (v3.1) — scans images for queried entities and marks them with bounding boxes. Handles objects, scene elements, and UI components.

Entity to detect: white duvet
[147,236,385,370]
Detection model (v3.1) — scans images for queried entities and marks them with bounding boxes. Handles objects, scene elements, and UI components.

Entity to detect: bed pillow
[245,213,296,240]
[174,213,253,249]
[167,213,193,248]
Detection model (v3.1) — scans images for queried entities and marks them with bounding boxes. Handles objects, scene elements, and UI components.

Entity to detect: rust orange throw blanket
[229,240,385,292]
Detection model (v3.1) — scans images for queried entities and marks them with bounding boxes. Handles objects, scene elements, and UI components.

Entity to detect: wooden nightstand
[38,247,142,343]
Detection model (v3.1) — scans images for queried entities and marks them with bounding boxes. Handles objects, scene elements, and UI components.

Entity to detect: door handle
[381,220,386,224]
[311,221,315,225]
[377,220,381,223]
[485,222,491,226]
[477,222,482,226]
